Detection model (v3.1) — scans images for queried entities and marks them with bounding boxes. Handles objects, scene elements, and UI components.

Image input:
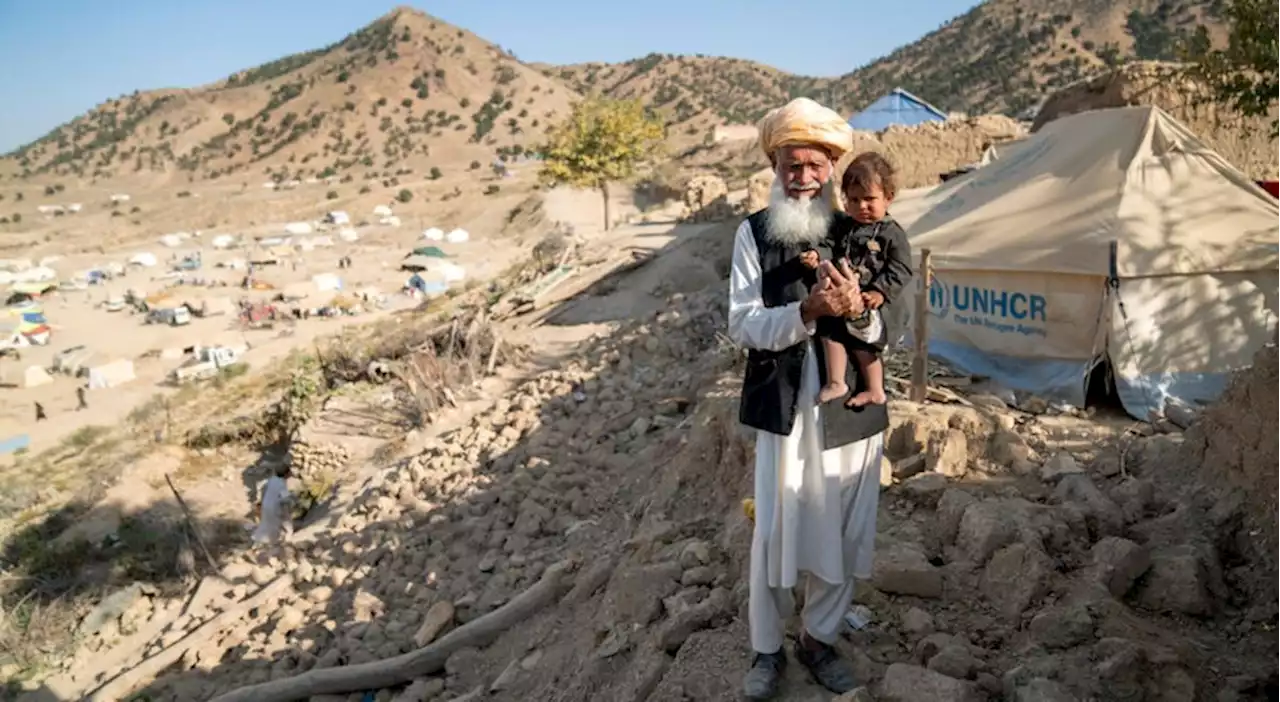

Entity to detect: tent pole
[910,248,933,403]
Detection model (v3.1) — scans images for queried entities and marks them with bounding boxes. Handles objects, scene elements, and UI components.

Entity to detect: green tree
[538,97,664,230]
[1183,0,1279,134]
[396,188,413,203]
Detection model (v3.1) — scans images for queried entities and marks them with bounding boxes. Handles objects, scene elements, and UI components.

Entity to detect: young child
[251,463,294,545]
[802,152,914,407]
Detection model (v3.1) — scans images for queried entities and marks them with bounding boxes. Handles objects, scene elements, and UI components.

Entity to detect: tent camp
[848,88,948,132]
[87,359,136,389]
[898,105,1278,419]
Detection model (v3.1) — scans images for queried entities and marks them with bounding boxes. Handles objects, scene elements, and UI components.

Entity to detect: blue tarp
[848,89,947,132]
[0,434,30,456]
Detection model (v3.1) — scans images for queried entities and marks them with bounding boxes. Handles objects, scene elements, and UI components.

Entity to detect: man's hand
[801,260,865,322]
[862,290,885,310]
[799,250,820,269]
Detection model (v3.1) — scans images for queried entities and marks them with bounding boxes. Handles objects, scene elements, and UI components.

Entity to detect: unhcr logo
[928,275,949,319]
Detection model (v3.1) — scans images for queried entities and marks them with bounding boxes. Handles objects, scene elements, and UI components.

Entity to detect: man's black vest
[738,208,890,448]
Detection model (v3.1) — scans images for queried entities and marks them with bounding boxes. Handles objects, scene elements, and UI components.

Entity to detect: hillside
[0,0,1234,187]
[547,0,1227,132]
[2,6,577,184]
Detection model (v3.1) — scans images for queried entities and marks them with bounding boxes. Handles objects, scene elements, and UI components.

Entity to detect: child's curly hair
[841,152,898,200]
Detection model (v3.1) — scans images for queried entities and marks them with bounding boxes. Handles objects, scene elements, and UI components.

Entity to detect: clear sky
[0,0,979,153]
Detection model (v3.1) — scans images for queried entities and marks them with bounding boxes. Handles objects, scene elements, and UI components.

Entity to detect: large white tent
[896,105,1278,418]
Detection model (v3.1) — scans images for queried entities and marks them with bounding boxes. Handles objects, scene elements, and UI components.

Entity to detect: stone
[934,488,976,545]
[655,587,732,652]
[879,663,982,702]
[274,605,306,635]
[1040,453,1083,482]
[956,500,1020,564]
[899,472,949,508]
[926,429,969,477]
[1011,678,1078,701]
[872,542,943,598]
[892,453,927,480]
[989,429,1038,473]
[981,543,1053,621]
[678,541,711,569]
[833,688,876,702]
[900,607,935,636]
[1028,604,1094,649]
[393,677,445,701]
[1134,545,1215,615]
[926,644,978,679]
[1051,474,1124,539]
[1088,537,1150,598]
[680,566,716,587]
[353,591,385,622]
[413,601,455,647]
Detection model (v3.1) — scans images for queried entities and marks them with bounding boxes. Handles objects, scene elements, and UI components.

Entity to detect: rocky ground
[13,211,1278,702]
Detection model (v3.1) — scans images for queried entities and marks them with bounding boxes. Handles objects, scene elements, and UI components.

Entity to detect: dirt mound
[853,115,1027,190]
[1178,340,1278,605]
[1033,61,1279,180]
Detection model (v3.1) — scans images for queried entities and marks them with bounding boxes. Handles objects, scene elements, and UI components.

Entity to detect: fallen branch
[164,473,218,572]
[209,559,577,702]
[86,576,295,702]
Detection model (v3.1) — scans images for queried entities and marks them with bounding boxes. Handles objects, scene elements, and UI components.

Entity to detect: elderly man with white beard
[729,98,889,700]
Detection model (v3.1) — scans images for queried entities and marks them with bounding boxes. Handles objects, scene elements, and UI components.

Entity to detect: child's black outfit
[807,215,914,353]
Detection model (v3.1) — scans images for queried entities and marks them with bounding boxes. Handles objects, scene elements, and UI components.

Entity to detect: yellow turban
[758,98,854,164]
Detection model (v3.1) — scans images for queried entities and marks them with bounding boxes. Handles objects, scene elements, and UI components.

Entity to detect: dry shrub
[391,311,526,427]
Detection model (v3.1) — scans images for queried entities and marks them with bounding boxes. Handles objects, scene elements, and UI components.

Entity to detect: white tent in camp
[129,252,158,267]
[897,106,1278,418]
[21,365,52,388]
[87,359,136,390]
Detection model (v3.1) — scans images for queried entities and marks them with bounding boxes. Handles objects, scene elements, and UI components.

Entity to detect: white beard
[765,179,834,247]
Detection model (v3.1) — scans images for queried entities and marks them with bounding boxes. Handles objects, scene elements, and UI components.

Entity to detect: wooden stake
[910,248,933,403]
[486,335,503,375]
[164,474,218,572]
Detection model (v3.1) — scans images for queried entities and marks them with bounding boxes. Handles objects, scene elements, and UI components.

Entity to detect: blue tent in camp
[847,88,947,132]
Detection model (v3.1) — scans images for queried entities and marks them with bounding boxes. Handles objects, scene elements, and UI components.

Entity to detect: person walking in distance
[730,98,892,700]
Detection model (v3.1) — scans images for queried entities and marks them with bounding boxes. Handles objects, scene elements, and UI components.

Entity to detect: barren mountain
[0,0,1232,188]
[2,7,577,185]
[548,0,1227,129]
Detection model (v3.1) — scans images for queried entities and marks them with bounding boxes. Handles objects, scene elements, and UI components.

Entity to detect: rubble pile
[1033,61,1278,180]
[286,440,351,517]
[679,174,738,222]
[47,226,1276,702]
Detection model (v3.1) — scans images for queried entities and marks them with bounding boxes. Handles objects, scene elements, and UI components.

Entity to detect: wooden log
[208,560,576,702]
[910,248,933,403]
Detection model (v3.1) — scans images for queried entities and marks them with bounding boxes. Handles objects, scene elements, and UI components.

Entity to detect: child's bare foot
[846,389,887,407]
[817,382,849,404]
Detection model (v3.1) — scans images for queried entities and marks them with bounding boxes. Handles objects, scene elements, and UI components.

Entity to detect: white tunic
[252,476,292,544]
[728,220,885,589]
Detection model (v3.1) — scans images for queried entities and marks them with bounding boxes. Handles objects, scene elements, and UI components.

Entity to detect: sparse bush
[176,190,192,198]
[469,160,481,170]
[429,166,442,179]
[401,98,414,108]
[396,188,413,203]
[359,185,372,194]
[326,190,339,200]
[222,112,235,125]
[11,213,20,223]
[337,70,350,83]
[484,184,500,195]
